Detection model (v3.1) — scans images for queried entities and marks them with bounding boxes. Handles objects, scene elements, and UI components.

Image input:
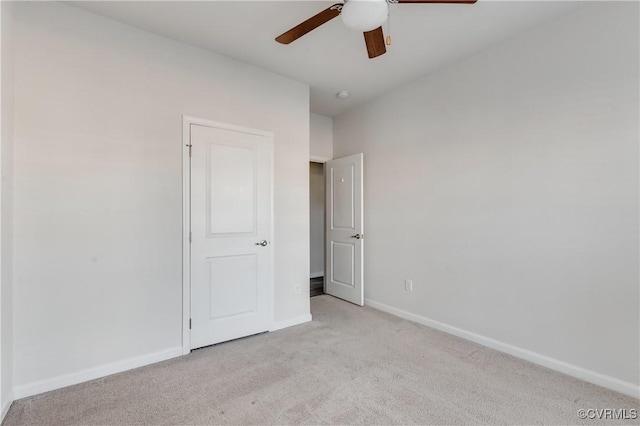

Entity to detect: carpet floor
[3,295,638,425]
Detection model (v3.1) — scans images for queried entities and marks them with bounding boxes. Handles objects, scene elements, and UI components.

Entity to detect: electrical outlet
[295,283,301,294]
[404,279,413,292]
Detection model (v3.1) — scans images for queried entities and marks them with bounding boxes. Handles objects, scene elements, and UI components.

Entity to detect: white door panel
[326,153,364,305]
[190,123,272,349]
[207,144,256,235]
[207,254,257,319]
[331,165,354,229]
[331,242,355,287]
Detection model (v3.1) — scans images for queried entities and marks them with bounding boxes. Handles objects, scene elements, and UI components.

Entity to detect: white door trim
[182,115,275,355]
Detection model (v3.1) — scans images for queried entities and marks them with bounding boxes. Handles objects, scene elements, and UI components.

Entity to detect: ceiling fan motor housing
[341,0,389,32]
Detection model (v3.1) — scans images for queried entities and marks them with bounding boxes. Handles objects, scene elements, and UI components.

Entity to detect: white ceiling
[71,1,583,117]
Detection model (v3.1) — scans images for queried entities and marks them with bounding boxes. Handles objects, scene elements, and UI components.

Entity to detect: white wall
[310,113,333,160]
[12,2,310,396]
[0,0,15,418]
[309,162,324,278]
[333,2,639,393]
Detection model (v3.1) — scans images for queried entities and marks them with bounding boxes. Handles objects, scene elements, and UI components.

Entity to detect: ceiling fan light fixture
[341,0,389,32]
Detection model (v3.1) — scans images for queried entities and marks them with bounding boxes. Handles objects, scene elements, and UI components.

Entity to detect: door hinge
[189,318,192,329]
[189,231,192,243]
[186,144,192,157]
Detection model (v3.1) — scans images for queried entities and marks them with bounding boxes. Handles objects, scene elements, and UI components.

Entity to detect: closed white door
[190,123,272,349]
[325,153,364,306]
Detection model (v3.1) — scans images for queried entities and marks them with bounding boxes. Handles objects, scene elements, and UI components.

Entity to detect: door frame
[182,115,275,355]
[309,160,327,284]
[309,155,331,163]
[309,156,330,284]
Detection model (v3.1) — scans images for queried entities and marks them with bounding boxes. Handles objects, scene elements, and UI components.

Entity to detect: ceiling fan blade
[394,0,477,3]
[363,27,386,59]
[275,4,343,44]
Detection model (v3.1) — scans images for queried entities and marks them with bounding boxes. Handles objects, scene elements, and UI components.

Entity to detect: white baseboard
[13,346,183,400]
[310,272,324,279]
[364,298,640,399]
[1,391,14,422]
[270,313,312,332]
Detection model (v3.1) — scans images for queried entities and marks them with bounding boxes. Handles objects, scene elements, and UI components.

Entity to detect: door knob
[255,240,269,247]
[350,234,362,240]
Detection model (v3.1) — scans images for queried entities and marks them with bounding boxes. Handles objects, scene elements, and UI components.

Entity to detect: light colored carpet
[3,295,639,425]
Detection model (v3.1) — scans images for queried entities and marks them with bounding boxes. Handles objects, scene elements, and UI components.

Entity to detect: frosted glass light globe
[341,0,389,32]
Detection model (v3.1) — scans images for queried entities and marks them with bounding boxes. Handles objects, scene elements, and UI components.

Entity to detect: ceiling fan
[276,0,477,59]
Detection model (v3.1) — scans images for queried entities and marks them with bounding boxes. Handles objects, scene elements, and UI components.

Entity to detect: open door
[325,153,364,306]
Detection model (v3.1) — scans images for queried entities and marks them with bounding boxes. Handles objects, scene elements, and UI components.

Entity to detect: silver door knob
[350,234,362,239]
[255,240,269,247]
